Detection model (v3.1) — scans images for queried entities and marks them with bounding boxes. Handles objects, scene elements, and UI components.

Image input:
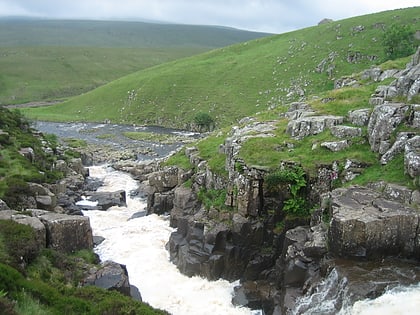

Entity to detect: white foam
[343,284,420,315]
[83,165,253,315]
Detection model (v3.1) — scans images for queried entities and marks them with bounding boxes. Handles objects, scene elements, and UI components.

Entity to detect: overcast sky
[0,0,418,33]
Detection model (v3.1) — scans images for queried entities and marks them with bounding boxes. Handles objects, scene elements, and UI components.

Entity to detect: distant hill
[0,19,271,48]
[22,7,420,129]
[0,19,271,105]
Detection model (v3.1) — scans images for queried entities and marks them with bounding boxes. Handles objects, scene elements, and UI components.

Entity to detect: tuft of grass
[14,291,53,315]
[196,132,228,176]
[62,138,87,148]
[350,153,417,189]
[163,150,193,170]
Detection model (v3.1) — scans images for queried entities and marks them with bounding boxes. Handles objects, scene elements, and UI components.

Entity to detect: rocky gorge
[141,47,420,314]
[0,47,419,314]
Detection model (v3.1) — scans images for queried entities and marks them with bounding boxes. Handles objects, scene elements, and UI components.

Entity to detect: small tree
[193,112,214,132]
[382,23,418,60]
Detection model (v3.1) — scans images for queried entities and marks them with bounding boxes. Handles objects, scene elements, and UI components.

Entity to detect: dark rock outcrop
[83,260,141,299]
[30,209,94,253]
[81,190,127,210]
[328,186,420,259]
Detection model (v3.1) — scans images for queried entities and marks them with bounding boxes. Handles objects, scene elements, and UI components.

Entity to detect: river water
[81,165,255,315]
[37,121,419,314]
[34,121,200,160]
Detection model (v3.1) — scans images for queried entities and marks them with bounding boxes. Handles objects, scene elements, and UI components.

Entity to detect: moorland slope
[0,19,270,105]
[22,7,420,129]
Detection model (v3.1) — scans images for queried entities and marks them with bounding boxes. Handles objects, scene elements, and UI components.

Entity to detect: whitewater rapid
[81,165,420,315]
[82,165,255,315]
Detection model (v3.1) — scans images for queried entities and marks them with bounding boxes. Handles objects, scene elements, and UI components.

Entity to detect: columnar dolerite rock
[83,260,139,299]
[328,186,420,259]
[32,210,93,253]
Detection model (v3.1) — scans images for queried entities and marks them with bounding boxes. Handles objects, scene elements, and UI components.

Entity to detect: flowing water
[38,121,419,314]
[291,267,420,315]
[82,165,255,315]
[34,121,199,160]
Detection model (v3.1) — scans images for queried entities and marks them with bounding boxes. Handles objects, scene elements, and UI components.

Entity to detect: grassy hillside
[0,19,270,105]
[22,7,420,129]
[0,19,271,48]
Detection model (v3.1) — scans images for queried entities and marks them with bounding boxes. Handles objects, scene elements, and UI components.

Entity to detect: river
[37,121,419,314]
[81,164,256,315]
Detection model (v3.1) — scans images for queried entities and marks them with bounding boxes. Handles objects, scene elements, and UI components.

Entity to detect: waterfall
[290,268,350,315]
[82,165,256,315]
[290,267,420,315]
[342,284,420,315]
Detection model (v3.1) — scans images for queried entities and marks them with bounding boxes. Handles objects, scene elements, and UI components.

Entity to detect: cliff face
[146,47,420,314]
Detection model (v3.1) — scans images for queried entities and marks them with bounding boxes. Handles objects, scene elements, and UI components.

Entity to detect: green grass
[350,153,416,188]
[0,19,269,105]
[0,46,207,105]
[163,149,193,170]
[0,19,270,48]
[196,131,229,176]
[62,138,88,148]
[22,7,420,129]
[0,108,63,200]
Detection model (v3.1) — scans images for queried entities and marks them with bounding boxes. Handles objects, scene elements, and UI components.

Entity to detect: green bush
[0,220,39,269]
[382,23,419,60]
[194,112,215,132]
[265,165,309,217]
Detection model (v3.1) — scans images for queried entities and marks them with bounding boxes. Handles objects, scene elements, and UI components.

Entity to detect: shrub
[0,220,39,269]
[382,23,419,60]
[1,176,32,210]
[264,165,309,217]
[194,112,214,132]
[0,263,25,295]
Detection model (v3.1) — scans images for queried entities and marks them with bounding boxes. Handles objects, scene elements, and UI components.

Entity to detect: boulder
[0,199,10,210]
[404,135,420,180]
[83,261,139,299]
[320,140,349,152]
[82,190,127,210]
[330,126,362,138]
[146,191,174,215]
[28,182,57,211]
[328,186,420,259]
[285,102,315,120]
[148,166,179,192]
[18,147,35,163]
[32,210,93,253]
[370,46,420,102]
[367,103,410,153]
[286,115,344,139]
[380,132,417,165]
[348,108,370,126]
[169,186,199,227]
[68,158,89,177]
[12,213,47,252]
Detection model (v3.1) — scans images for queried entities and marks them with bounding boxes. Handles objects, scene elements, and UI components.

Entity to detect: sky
[0,0,418,33]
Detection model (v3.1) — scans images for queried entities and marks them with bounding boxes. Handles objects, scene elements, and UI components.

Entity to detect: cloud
[0,0,418,33]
